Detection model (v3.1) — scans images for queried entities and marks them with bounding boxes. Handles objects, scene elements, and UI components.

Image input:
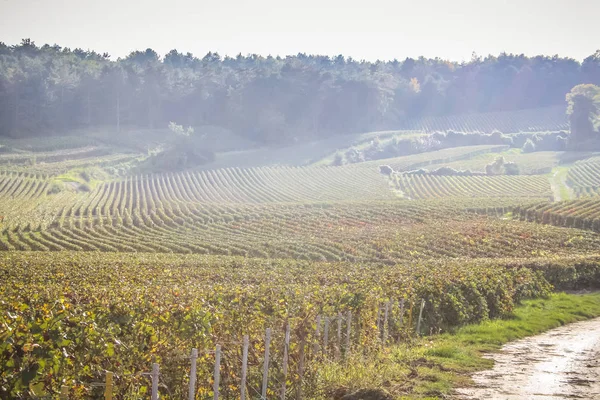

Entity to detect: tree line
[2,39,600,144]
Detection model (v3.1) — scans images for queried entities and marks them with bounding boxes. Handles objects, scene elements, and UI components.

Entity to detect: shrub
[379,165,394,175]
[47,182,63,195]
[332,153,344,166]
[345,149,365,164]
[504,162,520,175]
[485,157,505,175]
[80,170,91,182]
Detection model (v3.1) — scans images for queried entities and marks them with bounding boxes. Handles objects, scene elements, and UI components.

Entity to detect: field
[566,156,600,197]
[425,150,564,175]
[1,116,600,399]
[402,105,569,133]
[394,175,552,200]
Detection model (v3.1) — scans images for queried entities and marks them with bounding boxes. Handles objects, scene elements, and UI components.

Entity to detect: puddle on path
[456,318,600,399]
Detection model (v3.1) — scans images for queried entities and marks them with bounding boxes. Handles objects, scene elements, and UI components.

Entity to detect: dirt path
[456,318,600,399]
[549,167,573,202]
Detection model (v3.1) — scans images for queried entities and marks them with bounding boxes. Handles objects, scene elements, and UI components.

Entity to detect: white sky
[1,0,599,61]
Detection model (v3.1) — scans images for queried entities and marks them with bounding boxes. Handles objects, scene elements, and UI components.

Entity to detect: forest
[1,38,600,144]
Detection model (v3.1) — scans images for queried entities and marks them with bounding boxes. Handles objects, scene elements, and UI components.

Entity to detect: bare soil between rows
[456,317,600,399]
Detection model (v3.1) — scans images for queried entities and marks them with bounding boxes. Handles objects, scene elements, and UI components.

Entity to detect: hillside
[2,107,600,399]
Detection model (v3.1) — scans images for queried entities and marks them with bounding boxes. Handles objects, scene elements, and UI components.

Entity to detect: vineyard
[514,198,600,232]
[4,251,600,399]
[424,151,563,175]
[5,199,600,260]
[394,174,553,200]
[355,144,508,171]
[1,117,600,398]
[403,105,569,133]
[566,157,600,197]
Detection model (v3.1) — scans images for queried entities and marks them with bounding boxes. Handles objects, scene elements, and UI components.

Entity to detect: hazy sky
[1,0,599,61]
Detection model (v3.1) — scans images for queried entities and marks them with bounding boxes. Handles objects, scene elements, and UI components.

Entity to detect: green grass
[51,166,111,192]
[320,292,600,399]
[550,165,574,201]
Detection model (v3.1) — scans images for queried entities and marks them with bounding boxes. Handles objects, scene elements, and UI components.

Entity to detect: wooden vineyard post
[376,307,381,339]
[416,300,426,336]
[281,323,291,400]
[335,313,342,361]
[189,348,198,400]
[213,345,221,400]
[241,335,249,400]
[323,317,330,357]
[60,385,69,399]
[345,311,352,359]
[408,301,414,331]
[262,328,272,399]
[105,371,114,400]
[151,363,159,400]
[399,299,405,329]
[296,339,305,400]
[382,302,390,344]
[313,316,321,356]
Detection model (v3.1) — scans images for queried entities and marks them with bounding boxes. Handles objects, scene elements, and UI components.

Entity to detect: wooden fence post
[262,328,272,399]
[60,385,69,399]
[105,371,114,400]
[151,363,159,400]
[382,302,390,344]
[398,299,405,329]
[241,335,249,400]
[296,339,305,400]
[313,315,321,356]
[345,311,352,358]
[335,313,342,361]
[323,317,330,356]
[416,299,425,336]
[376,307,381,338]
[213,345,221,400]
[189,349,198,400]
[281,324,291,400]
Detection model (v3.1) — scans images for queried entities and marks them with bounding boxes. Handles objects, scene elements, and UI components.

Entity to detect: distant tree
[146,122,212,171]
[3,39,600,144]
[582,51,600,85]
[332,153,344,166]
[379,165,394,175]
[566,84,600,147]
[504,162,520,175]
[168,121,194,137]
[485,157,505,175]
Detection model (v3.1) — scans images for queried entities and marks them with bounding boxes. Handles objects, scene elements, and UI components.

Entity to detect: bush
[485,156,505,175]
[47,182,63,195]
[80,170,91,182]
[504,162,520,175]
[429,167,482,176]
[379,165,394,175]
[332,153,344,166]
[484,156,519,175]
[345,149,365,164]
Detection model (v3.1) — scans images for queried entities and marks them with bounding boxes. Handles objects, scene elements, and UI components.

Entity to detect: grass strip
[320,292,600,399]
